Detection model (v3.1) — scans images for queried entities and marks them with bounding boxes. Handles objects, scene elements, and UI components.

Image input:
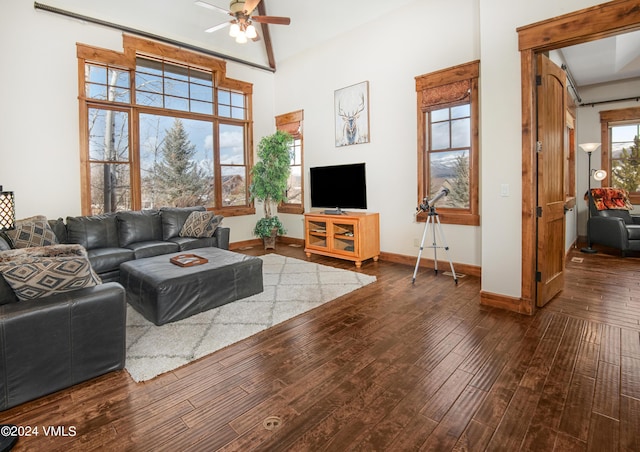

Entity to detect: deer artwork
[338,94,366,145]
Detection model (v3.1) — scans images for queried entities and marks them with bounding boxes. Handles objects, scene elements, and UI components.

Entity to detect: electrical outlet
[413,238,420,247]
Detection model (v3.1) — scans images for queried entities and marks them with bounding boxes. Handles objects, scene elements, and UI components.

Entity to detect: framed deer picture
[334,81,370,147]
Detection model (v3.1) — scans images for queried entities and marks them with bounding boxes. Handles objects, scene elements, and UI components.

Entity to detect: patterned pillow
[0,245,101,302]
[4,216,59,249]
[179,211,223,238]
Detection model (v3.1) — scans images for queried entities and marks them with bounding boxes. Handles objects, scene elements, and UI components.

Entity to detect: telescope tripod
[412,206,458,284]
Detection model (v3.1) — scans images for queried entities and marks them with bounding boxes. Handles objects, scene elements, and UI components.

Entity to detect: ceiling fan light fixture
[229,22,240,37]
[246,23,257,39]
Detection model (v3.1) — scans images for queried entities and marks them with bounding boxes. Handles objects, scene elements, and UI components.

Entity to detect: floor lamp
[579,143,606,253]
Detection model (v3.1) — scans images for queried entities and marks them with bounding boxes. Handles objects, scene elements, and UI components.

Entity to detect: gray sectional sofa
[0,206,229,410]
[50,206,229,282]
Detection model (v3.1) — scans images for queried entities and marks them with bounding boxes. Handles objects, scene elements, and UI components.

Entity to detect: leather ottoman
[119,247,263,325]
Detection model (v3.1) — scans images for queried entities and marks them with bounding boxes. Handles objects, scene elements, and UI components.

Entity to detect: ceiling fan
[195,0,291,43]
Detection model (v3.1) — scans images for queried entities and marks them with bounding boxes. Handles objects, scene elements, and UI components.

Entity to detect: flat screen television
[310,163,367,214]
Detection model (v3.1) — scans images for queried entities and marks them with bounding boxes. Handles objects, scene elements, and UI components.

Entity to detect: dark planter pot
[263,228,278,250]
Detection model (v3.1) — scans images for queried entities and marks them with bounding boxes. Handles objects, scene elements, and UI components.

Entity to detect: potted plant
[249,130,293,249]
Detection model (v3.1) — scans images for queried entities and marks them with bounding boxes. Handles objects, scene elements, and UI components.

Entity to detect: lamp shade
[0,186,15,231]
[579,142,601,153]
[593,169,607,181]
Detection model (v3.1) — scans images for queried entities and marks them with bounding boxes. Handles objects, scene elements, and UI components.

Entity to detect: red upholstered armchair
[586,188,640,256]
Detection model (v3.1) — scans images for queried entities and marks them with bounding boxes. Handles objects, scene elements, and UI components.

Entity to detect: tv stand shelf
[304,211,380,267]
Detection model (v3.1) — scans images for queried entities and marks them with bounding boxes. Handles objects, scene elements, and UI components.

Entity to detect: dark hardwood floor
[1,244,640,451]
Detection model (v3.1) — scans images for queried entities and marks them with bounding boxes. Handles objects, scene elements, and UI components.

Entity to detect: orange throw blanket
[588,188,634,210]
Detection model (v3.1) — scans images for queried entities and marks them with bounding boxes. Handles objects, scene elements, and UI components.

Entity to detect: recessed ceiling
[559,29,640,87]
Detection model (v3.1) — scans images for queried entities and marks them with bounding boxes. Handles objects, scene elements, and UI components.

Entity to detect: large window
[77,35,254,216]
[599,107,640,204]
[416,61,480,226]
[276,110,304,215]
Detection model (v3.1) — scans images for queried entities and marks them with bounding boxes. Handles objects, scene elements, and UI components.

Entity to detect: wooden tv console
[304,211,380,267]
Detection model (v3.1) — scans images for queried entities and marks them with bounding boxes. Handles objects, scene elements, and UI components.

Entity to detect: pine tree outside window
[610,125,640,193]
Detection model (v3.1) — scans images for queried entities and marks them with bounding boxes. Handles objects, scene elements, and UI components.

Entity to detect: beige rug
[125,254,376,382]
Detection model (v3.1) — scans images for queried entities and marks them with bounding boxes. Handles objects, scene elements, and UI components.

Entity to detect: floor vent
[263,416,283,431]
[571,257,584,263]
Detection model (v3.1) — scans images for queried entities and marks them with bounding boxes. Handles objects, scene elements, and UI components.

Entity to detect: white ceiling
[559,30,640,87]
[39,0,417,69]
[39,0,640,85]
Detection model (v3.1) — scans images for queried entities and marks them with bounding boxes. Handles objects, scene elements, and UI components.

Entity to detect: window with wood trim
[599,107,640,204]
[77,35,254,216]
[416,61,480,226]
[276,110,304,215]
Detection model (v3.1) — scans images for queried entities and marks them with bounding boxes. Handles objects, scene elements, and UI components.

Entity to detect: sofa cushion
[66,213,119,249]
[179,211,223,238]
[626,225,640,241]
[0,274,19,305]
[169,236,217,251]
[160,206,206,240]
[126,241,180,259]
[0,234,11,251]
[48,217,67,244]
[0,245,101,302]
[117,210,163,247]
[87,247,135,274]
[4,216,59,249]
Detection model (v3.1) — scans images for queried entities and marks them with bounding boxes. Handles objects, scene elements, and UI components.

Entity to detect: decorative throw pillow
[4,215,59,249]
[0,244,101,302]
[179,211,223,238]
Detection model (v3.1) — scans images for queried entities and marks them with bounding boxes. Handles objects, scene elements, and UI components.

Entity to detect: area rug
[125,254,377,382]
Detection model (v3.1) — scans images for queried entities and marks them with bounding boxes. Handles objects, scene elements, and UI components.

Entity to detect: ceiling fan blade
[243,0,262,15]
[194,0,229,15]
[205,22,230,33]
[252,15,291,25]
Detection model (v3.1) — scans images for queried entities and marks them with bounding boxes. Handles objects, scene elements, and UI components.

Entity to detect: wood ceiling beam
[258,1,277,70]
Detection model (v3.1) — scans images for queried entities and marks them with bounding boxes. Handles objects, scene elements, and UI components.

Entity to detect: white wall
[274,0,482,267]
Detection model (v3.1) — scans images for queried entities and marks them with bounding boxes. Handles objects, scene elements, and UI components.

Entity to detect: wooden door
[536,54,567,307]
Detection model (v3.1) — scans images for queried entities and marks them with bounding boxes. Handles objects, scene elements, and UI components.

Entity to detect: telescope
[417,187,449,213]
[412,187,457,284]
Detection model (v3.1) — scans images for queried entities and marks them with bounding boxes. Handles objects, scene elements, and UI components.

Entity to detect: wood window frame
[416,60,480,226]
[276,110,304,215]
[76,34,255,216]
[599,106,640,204]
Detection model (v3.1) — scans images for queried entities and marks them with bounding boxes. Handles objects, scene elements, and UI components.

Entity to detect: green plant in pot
[249,130,293,249]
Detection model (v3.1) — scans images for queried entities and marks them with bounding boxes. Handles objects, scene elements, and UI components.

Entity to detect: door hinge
[536,141,542,153]
[536,271,542,282]
[536,75,542,85]
[536,206,543,217]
